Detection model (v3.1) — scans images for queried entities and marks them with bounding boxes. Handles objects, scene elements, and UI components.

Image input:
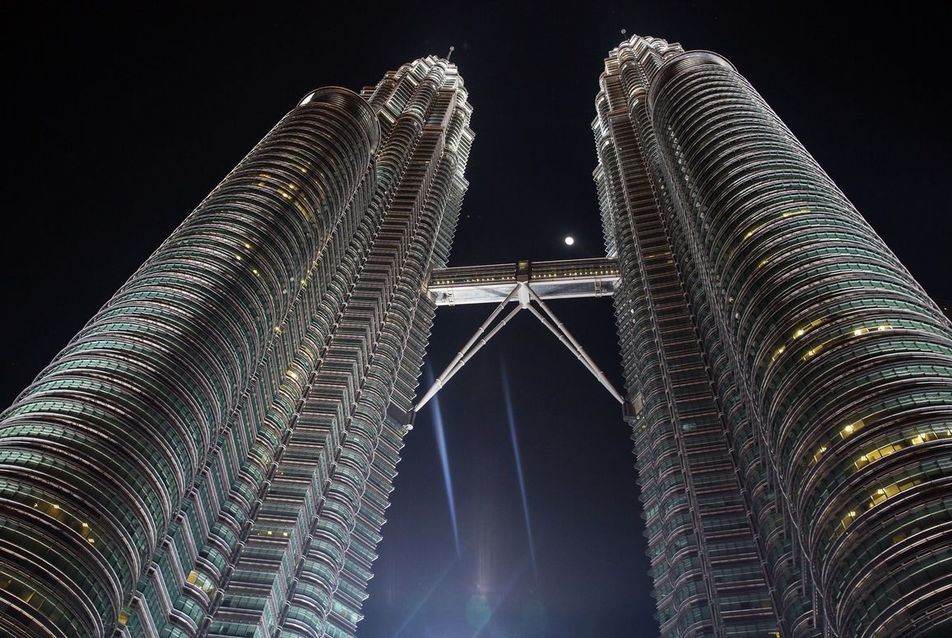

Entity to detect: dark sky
[2,3,950,637]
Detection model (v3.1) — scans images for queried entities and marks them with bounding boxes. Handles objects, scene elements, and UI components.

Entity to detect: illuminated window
[854,442,902,470]
[868,479,921,508]
[782,207,810,217]
[839,509,858,532]
[792,318,823,339]
[186,569,215,594]
[840,419,864,439]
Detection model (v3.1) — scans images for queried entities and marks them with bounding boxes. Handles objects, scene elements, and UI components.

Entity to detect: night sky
[3,3,951,637]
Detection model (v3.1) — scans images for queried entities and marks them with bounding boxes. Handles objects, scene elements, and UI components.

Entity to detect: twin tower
[1,35,950,638]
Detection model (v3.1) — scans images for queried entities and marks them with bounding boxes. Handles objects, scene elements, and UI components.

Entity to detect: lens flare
[426,365,461,555]
[391,555,459,638]
[471,559,531,637]
[500,360,537,575]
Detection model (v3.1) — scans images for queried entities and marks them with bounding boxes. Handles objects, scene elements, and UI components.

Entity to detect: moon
[564,236,575,246]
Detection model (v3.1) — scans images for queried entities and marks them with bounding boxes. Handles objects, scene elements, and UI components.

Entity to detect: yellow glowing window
[853,324,891,337]
[771,346,785,362]
[840,419,865,440]
[186,570,215,594]
[839,509,858,531]
[118,610,129,626]
[782,207,811,217]
[854,442,902,470]
[802,344,824,360]
[910,432,937,446]
[867,478,921,511]
[792,318,823,340]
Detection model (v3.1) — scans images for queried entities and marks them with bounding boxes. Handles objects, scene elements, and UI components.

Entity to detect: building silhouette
[594,35,952,637]
[2,35,952,638]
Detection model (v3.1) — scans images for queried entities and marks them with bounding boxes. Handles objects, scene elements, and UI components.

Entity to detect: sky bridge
[415,257,625,418]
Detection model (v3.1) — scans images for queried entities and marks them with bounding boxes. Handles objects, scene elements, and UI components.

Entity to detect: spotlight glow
[425,365,461,556]
[500,360,537,576]
[563,236,575,246]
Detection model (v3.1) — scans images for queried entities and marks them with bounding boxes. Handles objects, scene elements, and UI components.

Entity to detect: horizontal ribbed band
[298,86,380,153]
[647,50,734,112]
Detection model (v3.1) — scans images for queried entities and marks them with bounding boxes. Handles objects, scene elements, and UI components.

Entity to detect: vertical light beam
[426,365,461,555]
[500,359,537,575]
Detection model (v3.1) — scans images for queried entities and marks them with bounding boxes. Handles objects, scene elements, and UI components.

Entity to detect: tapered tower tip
[447,45,455,61]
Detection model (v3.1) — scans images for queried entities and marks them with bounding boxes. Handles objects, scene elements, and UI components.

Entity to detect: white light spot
[564,236,575,246]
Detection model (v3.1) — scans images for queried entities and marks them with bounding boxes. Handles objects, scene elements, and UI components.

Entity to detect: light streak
[471,558,531,637]
[391,555,460,638]
[426,364,461,555]
[500,359,537,576]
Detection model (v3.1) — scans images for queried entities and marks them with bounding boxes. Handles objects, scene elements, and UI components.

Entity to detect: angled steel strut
[414,276,623,413]
[415,285,523,411]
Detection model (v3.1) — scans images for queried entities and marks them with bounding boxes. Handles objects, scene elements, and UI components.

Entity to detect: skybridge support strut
[414,268,625,417]
[415,297,522,411]
[525,285,624,404]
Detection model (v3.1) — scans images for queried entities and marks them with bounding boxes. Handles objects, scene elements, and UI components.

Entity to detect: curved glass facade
[594,37,779,637]
[0,58,472,638]
[3,33,948,638]
[596,34,952,638]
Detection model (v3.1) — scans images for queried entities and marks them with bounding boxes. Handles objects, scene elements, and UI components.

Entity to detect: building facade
[0,57,472,638]
[594,35,952,637]
[2,34,951,638]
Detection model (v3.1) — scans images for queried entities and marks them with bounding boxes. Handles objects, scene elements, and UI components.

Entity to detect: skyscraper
[0,56,472,638]
[594,35,952,637]
[2,31,950,638]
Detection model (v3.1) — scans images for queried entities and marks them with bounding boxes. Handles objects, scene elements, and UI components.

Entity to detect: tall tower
[0,56,472,638]
[594,36,781,637]
[594,35,952,637]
